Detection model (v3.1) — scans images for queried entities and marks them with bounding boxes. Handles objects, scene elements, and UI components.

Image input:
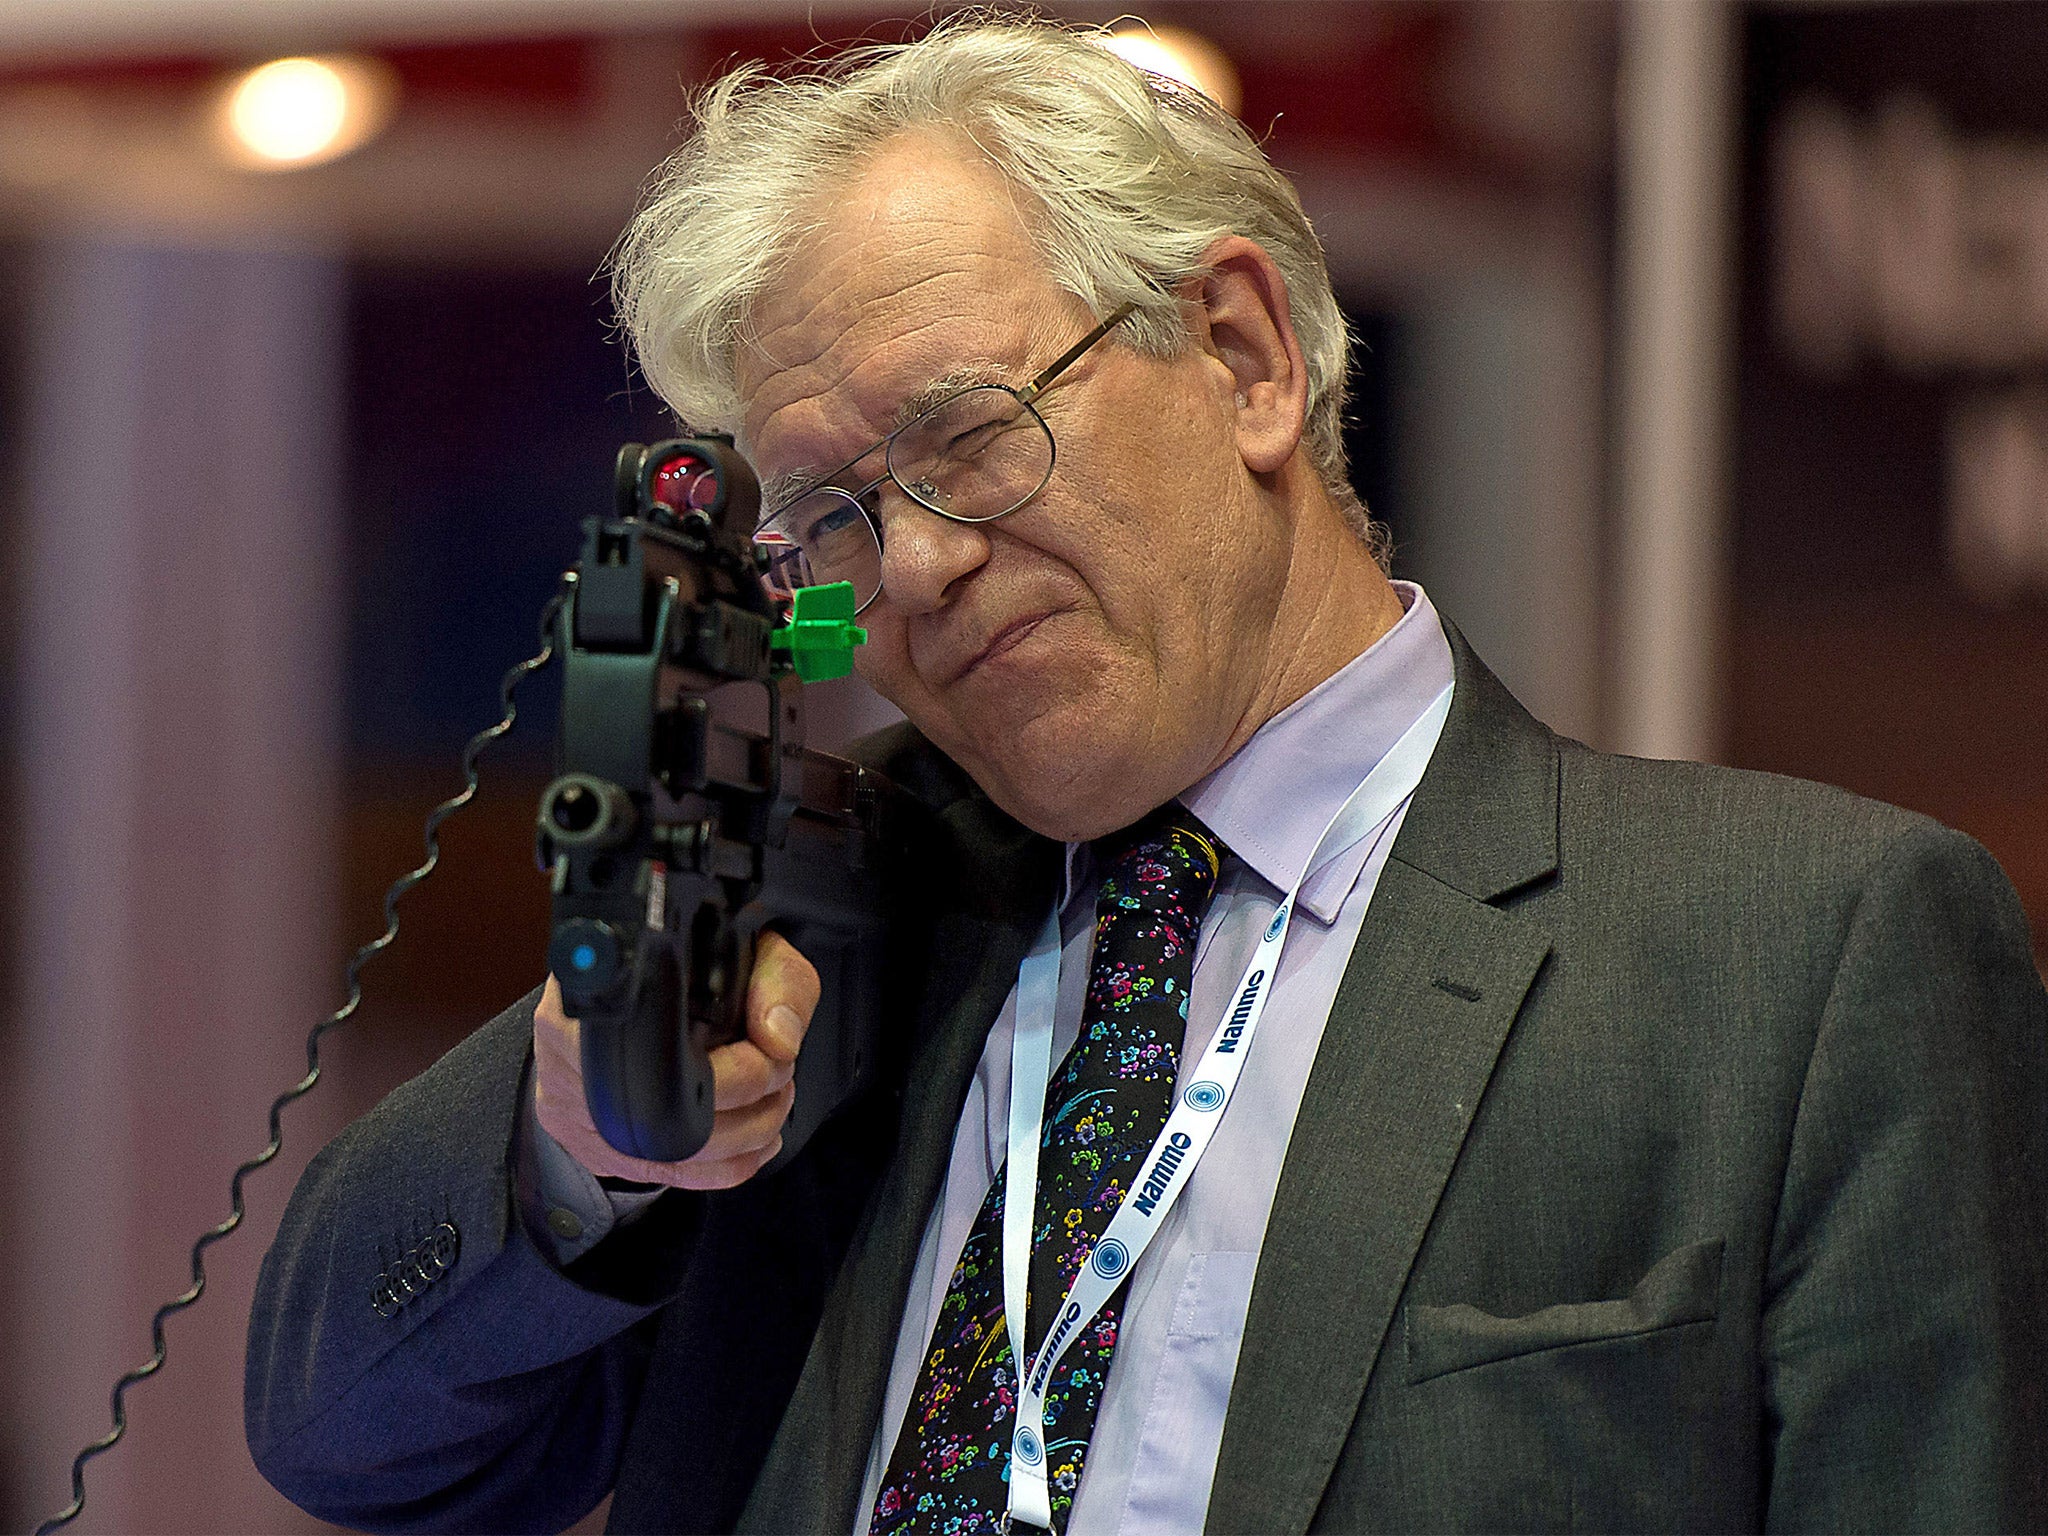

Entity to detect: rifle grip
[577,934,716,1162]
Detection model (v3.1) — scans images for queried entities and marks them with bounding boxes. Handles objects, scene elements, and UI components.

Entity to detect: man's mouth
[948,609,1060,683]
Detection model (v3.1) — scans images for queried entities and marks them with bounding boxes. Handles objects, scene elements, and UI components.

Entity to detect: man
[247,17,2048,1534]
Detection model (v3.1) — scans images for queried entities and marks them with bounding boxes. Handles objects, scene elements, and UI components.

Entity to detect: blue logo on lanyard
[1265,902,1290,942]
[1091,1237,1131,1279]
[1184,1080,1225,1112]
[1015,1426,1043,1465]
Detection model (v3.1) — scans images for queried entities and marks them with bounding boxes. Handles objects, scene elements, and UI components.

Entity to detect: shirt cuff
[513,1086,668,1267]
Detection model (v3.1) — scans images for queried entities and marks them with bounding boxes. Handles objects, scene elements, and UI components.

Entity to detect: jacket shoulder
[1554,738,1974,882]
[1542,739,2033,984]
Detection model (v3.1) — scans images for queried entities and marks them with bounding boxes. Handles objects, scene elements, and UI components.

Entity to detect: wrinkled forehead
[735,135,1075,483]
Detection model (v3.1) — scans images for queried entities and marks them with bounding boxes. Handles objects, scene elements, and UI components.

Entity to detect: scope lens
[651,454,720,515]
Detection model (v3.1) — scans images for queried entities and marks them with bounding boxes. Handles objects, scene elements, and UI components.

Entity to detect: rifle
[541,436,913,1161]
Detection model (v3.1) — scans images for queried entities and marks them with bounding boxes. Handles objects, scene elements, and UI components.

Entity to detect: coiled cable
[33,581,568,1535]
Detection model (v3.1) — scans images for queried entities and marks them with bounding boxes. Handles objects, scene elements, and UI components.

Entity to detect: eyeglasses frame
[756,302,1137,613]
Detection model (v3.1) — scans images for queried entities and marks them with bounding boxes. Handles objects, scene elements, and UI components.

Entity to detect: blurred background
[1,0,2042,1530]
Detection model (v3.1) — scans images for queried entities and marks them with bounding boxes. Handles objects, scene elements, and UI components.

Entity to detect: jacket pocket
[1404,1236,1724,1386]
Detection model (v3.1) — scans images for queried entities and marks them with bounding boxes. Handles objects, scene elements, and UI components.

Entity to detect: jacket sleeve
[1763,823,2048,1531]
[244,988,705,1534]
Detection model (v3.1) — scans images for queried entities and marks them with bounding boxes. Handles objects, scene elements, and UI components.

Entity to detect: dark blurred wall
[1338,304,1411,564]
[346,261,660,767]
[0,236,26,1532]
[1731,1,2048,956]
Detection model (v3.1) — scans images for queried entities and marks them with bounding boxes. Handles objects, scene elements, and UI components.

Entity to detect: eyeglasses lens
[887,386,1053,523]
[751,385,1054,613]
[755,487,882,608]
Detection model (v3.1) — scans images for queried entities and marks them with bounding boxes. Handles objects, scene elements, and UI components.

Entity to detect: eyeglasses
[753,303,1135,615]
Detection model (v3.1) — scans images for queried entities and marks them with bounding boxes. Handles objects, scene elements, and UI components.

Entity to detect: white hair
[609,11,1386,562]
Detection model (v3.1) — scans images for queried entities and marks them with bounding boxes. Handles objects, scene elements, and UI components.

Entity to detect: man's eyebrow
[758,362,1017,513]
[759,466,821,509]
[892,361,1012,426]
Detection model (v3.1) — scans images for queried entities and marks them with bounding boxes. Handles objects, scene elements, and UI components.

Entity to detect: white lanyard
[1000,683,1453,1530]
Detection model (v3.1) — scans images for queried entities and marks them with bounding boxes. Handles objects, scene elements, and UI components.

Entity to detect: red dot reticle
[650,453,720,514]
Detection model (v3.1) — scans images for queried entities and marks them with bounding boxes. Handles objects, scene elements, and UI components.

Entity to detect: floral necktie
[870,807,1226,1534]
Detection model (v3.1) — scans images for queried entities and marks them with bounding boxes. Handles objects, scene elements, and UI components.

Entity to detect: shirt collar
[1059,582,1454,923]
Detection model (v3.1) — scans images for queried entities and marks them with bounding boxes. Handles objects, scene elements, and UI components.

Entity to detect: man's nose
[874,486,992,614]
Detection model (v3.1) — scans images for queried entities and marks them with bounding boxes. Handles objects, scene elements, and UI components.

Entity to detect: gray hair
[610,12,1385,560]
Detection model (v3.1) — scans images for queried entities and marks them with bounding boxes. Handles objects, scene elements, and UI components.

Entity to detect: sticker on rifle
[646,862,667,929]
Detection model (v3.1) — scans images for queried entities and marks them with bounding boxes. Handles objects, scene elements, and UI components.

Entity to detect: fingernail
[765,1003,803,1055]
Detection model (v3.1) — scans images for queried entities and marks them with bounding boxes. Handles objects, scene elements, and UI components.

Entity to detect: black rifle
[538,437,911,1163]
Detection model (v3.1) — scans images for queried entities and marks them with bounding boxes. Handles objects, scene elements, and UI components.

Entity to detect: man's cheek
[851,635,915,709]
[851,644,964,760]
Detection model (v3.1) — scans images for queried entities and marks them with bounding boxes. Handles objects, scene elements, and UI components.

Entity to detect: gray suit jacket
[248,629,2048,1533]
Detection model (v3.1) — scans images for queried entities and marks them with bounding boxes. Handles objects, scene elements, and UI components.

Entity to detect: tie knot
[1095,806,1226,929]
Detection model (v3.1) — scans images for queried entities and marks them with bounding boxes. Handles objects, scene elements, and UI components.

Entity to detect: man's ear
[1181,235,1310,476]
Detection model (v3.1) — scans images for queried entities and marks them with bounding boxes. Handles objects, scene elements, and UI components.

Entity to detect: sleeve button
[546,1207,584,1241]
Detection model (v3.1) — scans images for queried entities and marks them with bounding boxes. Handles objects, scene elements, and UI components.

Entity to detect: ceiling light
[1099,24,1242,117]
[220,54,396,171]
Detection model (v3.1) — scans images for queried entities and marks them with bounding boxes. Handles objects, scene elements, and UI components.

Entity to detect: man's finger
[696,1080,796,1162]
[536,1101,785,1192]
[748,930,822,1061]
[711,1037,796,1112]
[666,1135,784,1192]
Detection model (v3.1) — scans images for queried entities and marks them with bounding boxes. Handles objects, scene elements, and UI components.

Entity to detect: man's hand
[532,930,821,1189]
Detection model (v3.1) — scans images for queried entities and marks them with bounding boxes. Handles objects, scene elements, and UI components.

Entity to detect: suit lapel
[741,795,1056,1535]
[1207,867,1551,1532]
[1208,627,1560,1534]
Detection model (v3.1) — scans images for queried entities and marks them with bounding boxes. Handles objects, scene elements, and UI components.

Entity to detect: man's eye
[805,501,865,542]
[946,420,1004,459]
[929,407,1030,471]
